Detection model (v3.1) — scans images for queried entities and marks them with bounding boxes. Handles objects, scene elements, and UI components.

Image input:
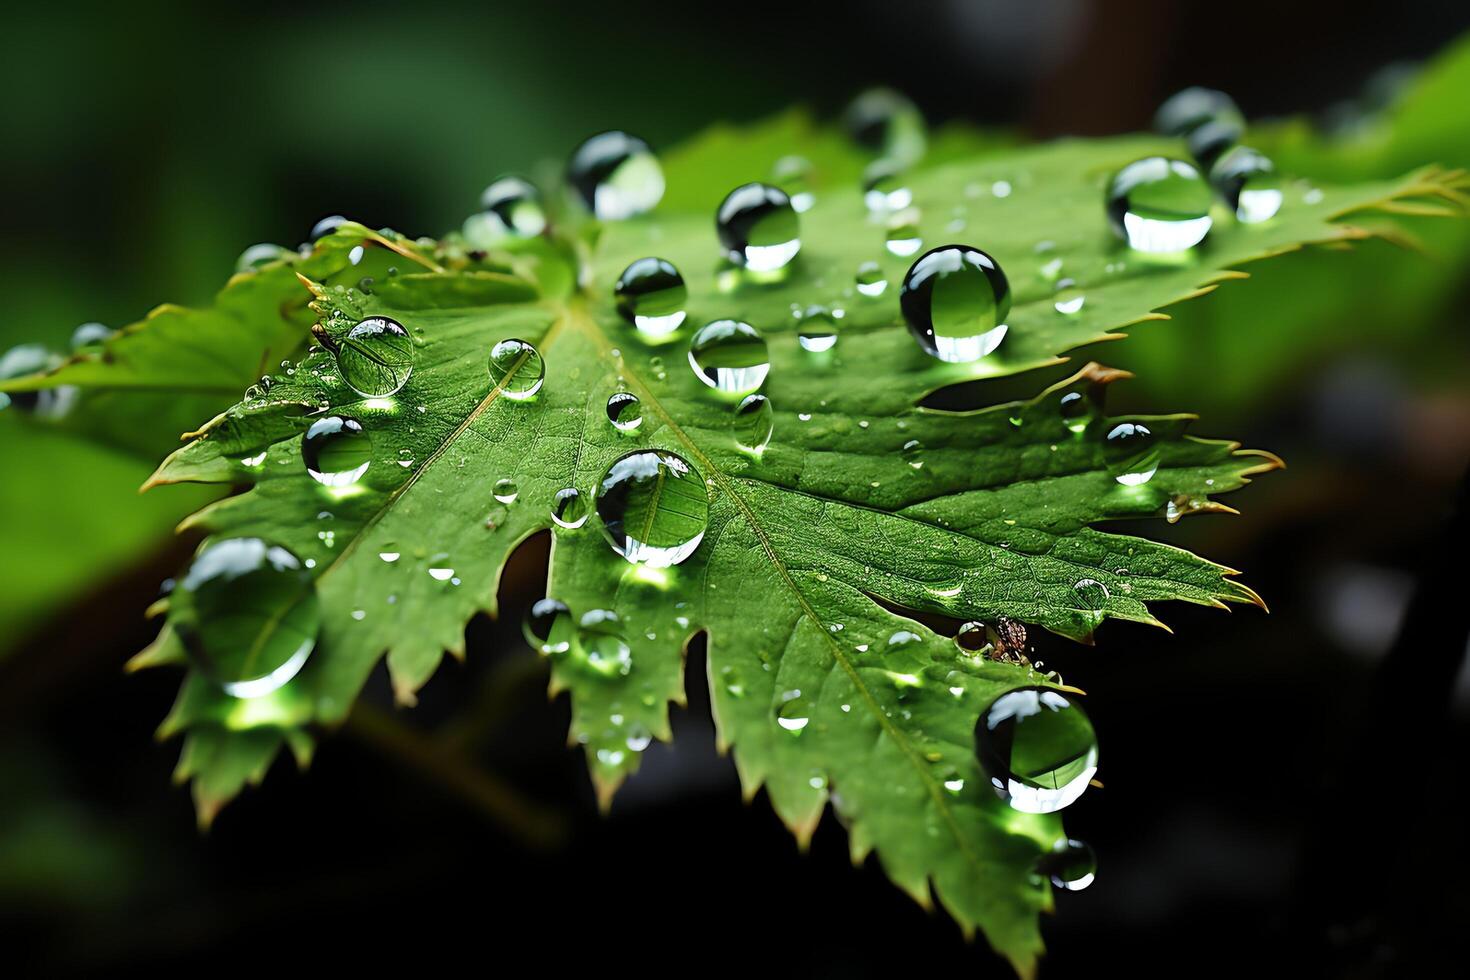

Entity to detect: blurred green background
[2,1,1469,976]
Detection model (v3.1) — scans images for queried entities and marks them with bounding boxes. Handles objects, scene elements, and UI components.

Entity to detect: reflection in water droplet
[1211,146,1283,224]
[596,449,709,567]
[524,598,574,655]
[797,306,838,352]
[487,338,545,400]
[688,320,770,395]
[1072,578,1110,613]
[614,257,687,340]
[734,394,774,455]
[577,609,632,677]
[336,317,414,398]
[1106,157,1213,253]
[717,183,801,272]
[900,245,1010,363]
[1104,421,1161,486]
[302,415,372,488]
[1037,838,1097,891]
[976,687,1098,813]
[606,391,643,431]
[777,693,811,733]
[567,131,664,220]
[550,487,588,529]
[172,538,319,699]
[493,478,519,504]
[855,261,889,297]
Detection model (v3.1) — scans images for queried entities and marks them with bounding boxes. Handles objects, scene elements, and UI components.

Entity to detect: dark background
[3,1,1469,976]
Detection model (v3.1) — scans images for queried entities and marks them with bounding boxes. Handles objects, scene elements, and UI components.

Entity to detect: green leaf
[117,122,1464,973]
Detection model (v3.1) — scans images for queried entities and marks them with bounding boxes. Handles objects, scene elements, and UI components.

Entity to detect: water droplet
[546,487,587,530]
[1211,146,1282,223]
[577,609,632,676]
[171,538,318,699]
[1059,390,1094,434]
[887,630,922,648]
[65,322,112,352]
[567,131,664,220]
[777,694,811,733]
[863,160,913,213]
[688,320,770,395]
[734,394,774,454]
[333,317,414,398]
[428,565,456,582]
[524,598,574,655]
[625,725,653,752]
[1104,421,1161,486]
[614,257,687,339]
[1106,158,1213,253]
[900,245,1010,363]
[487,338,545,400]
[955,621,987,652]
[1053,281,1086,315]
[901,439,925,469]
[797,306,838,352]
[992,180,1012,197]
[309,214,347,242]
[1072,578,1110,612]
[378,551,400,563]
[845,87,927,164]
[240,452,267,467]
[884,216,923,257]
[236,243,292,274]
[1037,838,1096,891]
[493,478,519,504]
[771,154,815,213]
[1154,87,1241,137]
[855,261,889,297]
[464,175,547,246]
[302,415,372,488]
[1188,115,1244,172]
[606,391,643,431]
[716,183,801,272]
[596,450,709,567]
[976,687,1098,813]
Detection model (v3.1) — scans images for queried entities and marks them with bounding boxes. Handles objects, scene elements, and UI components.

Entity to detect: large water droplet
[567,131,664,220]
[493,478,519,504]
[302,415,372,488]
[976,687,1098,814]
[734,394,774,455]
[1210,146,1283,223]
[550,487,588,529]
[855,261,889,297]
[900,245,1011,363]
[487,338,545,400]
[797,306,838,352]
[335,317,414,398]
[236,243,292,274]
[1037,838,1096,891]
[771,154,815,213]
[577,609,632,677]
[614,257,687,340]
[172,538,319,699]
[688,320,770,395]
[1153,87,1242,137]
[606,391,643,431]
[464,176,547,246]
[844,87,927,164]
[716,183,801,272]
[1072,578,1110,613]
[1104,421,1161,486]
[1106,158,1213,253]
[524,598,574,655]
[595,449,709,567]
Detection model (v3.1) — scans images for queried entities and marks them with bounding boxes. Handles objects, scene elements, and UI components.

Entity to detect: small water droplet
[1053,281,1086,315]
[302,415,372,488]
[1072,578,1110,613]
[524,598,574,655]
[777,693,811,733]
[855,260,889,297]
[1154,86,1241,137]
[577,609,632,676]
[956,621,988,652]
[771,154,815,213]
[976,687,1098,813]
[567,131,664,220]
[596,450,708,567]
[900,245,1010,362]
[428,566,456,582]
[615,257,687,340]
[308,214,347,242]
[487,338,545,400]
[688,320,769,395]
[335,317,414,398]
[1104,421,1161,486]
[1211,146,1282,223]
[606,391,643,431]
[1037,838,1097,891]
[797,306,838,353]
[1107,157,1213,253]
[863,160,913,213]
[717,182,801,272]
[463,176,546,247]
[734,394,774,454]
[493,478,519,504]
[550,487,588,529]
[236,243,292,274]
[884,215,923,257]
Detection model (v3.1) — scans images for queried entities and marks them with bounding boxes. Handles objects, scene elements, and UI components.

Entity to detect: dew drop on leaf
[1106,158,1213,253]
[1036,838,1097,891]
[1072,578,1110,614]
[171,538,319,699]
[733,393,774,455]
[975,687,1098,814]
[1053,280,1086,315]
[1103,421,1161,486]
[524,597,574,655]
[900,245,1011,363]
[797,306,838,352]
[605,391,643,431]
[595,449,709,567]
[550,487,588,529]
[567,131,664,220]
[688,320,770,395]
[1188,115,1244,172]
[493,478,519,504]
[308,214,347,242]
[716,182,801,272]
[463,176,547,246]
[777,694,811,733]
[1211,146,1283,223]
[855,261,888,297]
[302,415,372,488]
[1059,390,1094,434]
[771,154,814,213]
[863,160,913,213]
[844,87,927,164]
[1153,86,1241,137]
[614,257,687,340]
[487,338,545,400]
[235,243,292,274]
[336,316,414,398]
[577,609,632,677]
[884,215,923,257]
[955,621,987,652]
